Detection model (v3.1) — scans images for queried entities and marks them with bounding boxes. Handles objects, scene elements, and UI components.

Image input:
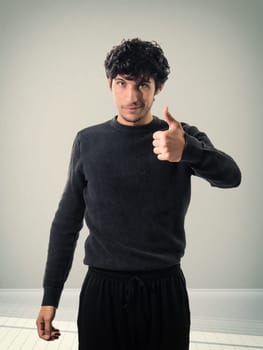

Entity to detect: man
[36,38,241,350]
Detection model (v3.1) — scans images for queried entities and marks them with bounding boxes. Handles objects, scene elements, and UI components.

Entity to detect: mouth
[124,105,144,111]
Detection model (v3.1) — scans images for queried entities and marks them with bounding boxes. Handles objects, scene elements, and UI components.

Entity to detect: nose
[126,85,141,104]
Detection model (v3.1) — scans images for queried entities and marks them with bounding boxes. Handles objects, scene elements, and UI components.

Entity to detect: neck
[117,113,153,127]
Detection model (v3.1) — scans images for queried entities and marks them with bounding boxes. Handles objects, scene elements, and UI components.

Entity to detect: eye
[116,80,126,87]
[139,82,150,89]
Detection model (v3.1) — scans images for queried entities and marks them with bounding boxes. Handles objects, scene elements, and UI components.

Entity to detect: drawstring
[122,275,151,347]
[123,275,149,313]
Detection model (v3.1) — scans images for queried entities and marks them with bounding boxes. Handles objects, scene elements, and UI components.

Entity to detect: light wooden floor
[1,316,263,350]
[0,290,262,349]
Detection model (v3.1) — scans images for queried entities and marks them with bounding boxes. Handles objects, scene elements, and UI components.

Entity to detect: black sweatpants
[77,264,190,350]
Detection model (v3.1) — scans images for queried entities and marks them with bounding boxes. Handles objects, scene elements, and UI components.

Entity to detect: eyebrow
[138,78,151,83]
[115,75,151,83]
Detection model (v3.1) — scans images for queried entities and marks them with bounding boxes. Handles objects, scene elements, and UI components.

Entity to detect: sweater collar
[109,115,162,133]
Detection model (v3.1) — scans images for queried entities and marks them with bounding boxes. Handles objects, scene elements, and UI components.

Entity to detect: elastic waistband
[88,263,181,281]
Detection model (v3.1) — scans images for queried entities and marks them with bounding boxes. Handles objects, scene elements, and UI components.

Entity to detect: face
[109,75,162,126]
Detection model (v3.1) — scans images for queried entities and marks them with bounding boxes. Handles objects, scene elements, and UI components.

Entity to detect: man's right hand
[36,306,61,341]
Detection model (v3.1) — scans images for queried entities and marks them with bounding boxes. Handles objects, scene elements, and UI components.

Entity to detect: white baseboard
[188,289,263,335]
[0,289,262,335]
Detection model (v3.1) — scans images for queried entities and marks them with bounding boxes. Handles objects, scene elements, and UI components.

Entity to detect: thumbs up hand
[152,107,185,162]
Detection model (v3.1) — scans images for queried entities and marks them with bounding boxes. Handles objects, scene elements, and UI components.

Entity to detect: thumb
[44,320,52,340]
[163,106,176,129]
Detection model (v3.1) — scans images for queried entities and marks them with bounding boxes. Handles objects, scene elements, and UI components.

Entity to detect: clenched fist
[152,107,185,162]
[36,306,60,341]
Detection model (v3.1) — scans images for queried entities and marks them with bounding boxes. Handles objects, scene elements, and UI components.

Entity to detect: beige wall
[0,0,262,288]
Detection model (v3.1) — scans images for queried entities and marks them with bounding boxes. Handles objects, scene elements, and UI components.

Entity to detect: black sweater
[42,116,241,307]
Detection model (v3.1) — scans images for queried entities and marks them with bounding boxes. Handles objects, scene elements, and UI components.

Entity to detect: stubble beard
[119,104,153,125]
[120,114,145,124]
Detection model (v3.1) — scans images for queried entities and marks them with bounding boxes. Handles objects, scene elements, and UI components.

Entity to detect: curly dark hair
[104,38,170,90]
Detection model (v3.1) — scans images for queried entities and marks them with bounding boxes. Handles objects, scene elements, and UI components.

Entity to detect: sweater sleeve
[41,133,86,307]
[181,123,241,188]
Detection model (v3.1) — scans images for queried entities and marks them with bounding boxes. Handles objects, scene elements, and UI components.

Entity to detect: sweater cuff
[41,286,63,308]
[181,132,204,164]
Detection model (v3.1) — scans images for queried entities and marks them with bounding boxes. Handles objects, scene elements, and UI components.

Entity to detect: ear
[155,84,164,96]
[107,79,112,90]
